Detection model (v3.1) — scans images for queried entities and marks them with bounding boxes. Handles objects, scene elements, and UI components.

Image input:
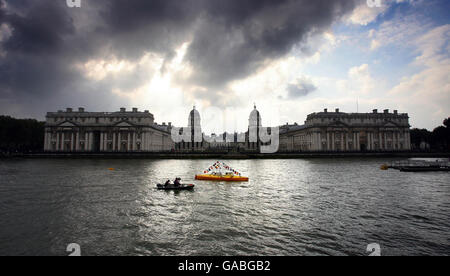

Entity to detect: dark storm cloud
[286,78,318,99]
[186,0,357,87]
[0,0,358,118]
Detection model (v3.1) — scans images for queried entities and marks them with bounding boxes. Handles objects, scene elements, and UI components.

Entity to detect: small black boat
[399,166,450,172]
[156,184,195,190]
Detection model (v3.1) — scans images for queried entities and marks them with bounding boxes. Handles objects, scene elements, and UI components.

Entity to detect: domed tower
[248,104,262,150]
[188,106,202,149]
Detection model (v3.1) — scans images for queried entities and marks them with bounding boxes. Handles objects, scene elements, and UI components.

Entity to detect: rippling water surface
[0,158,449,256]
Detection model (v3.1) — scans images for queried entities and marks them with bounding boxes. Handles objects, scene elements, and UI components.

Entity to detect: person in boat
[164,179,171,187]
[174,177,181,187]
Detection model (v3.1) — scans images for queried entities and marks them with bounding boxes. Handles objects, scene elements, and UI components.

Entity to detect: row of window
[316,118,406,124]
[51,132,143,139]
[52,117,143,123]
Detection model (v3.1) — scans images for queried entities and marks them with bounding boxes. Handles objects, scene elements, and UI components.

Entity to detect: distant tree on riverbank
[410,117,450,151]
[0,116,45,154]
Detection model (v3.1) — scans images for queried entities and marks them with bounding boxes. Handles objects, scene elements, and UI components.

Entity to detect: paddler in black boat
[164,179,171,187]
[174,177,181,187]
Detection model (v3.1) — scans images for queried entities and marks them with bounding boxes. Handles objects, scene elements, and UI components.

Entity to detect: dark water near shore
[0,158,449,256]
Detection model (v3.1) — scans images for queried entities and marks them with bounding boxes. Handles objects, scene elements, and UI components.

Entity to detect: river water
[0,158,448,256]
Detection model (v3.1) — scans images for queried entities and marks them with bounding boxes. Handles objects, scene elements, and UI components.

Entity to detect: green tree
[443,117,450,128]
[410,128,432,150]
[0,116,45,154]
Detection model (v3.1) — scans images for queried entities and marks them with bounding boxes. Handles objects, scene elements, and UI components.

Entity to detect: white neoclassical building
[279,108,412,152]
[44,107,174,152]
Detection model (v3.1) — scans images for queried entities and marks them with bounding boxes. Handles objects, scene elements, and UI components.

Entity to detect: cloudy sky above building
[0,0,448,133]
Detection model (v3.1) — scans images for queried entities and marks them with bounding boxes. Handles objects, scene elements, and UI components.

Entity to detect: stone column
[318,132,322,151]
[128,132,131,152]
[392,132,396,150]
[132,132,136,151]
[100,133,104,152]
[340,132,344,151]
[112,132,116,151]
[84,132,89,151]
[54,133,58,151]
[75,132,80,151]
[384,132,387,151]
[61,132,65,151]
[70,133,74,152]
[345,131,351,151]
[379,132,382,151]
[104,132,108,151]
[118,132,122,151]
[326,132,330,151]
[331,132,335,151]
[371,132,375,151]
[89,132,94,151]
[142,131,146,151]
[394,132,398,150]
[356,132,361,151]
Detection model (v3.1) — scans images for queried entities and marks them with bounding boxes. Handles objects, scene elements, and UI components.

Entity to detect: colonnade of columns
[44,128,173,152]
[280,128,411,152]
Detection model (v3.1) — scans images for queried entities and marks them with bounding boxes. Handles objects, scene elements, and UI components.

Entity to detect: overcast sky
[0,0,449,134]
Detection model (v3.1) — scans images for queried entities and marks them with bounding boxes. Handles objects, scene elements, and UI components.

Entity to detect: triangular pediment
[58,121,77,127]
[383,121,399,127]
[115,121,134,127]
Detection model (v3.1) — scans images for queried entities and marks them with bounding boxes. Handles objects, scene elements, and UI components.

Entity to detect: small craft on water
[157,177,195,190]
[156,184,195,190]
[195,161,249,182]
[381,159,450,172]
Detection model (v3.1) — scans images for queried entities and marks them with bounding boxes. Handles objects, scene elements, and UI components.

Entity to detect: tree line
[410,118,450,152]
[0,116,45,154]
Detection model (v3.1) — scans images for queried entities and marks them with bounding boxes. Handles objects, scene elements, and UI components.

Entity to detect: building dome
[249,104,262,127]
[188,106,201,128]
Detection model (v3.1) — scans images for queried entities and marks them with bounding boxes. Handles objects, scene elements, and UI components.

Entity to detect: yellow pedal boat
[195,174,249,182]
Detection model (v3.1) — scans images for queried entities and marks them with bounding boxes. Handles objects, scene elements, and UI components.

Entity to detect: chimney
[66,108,73,112]
[335,108,339,113]
[78,107,85,112]
[324,108,328,113]
[168,122,172,128]
[144,110,149,113]
[132,107,138,112]
[120,107,126,112]
[162,122,166,126]
[384,109,389,114]
[394,110,398,115]
[373,109,378,114]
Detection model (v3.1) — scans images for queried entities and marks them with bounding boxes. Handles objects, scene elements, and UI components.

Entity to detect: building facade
[279,108,411,152]
[44,107,174,152]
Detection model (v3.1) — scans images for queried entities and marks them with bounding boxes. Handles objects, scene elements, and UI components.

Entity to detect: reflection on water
[0,158,449,256]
